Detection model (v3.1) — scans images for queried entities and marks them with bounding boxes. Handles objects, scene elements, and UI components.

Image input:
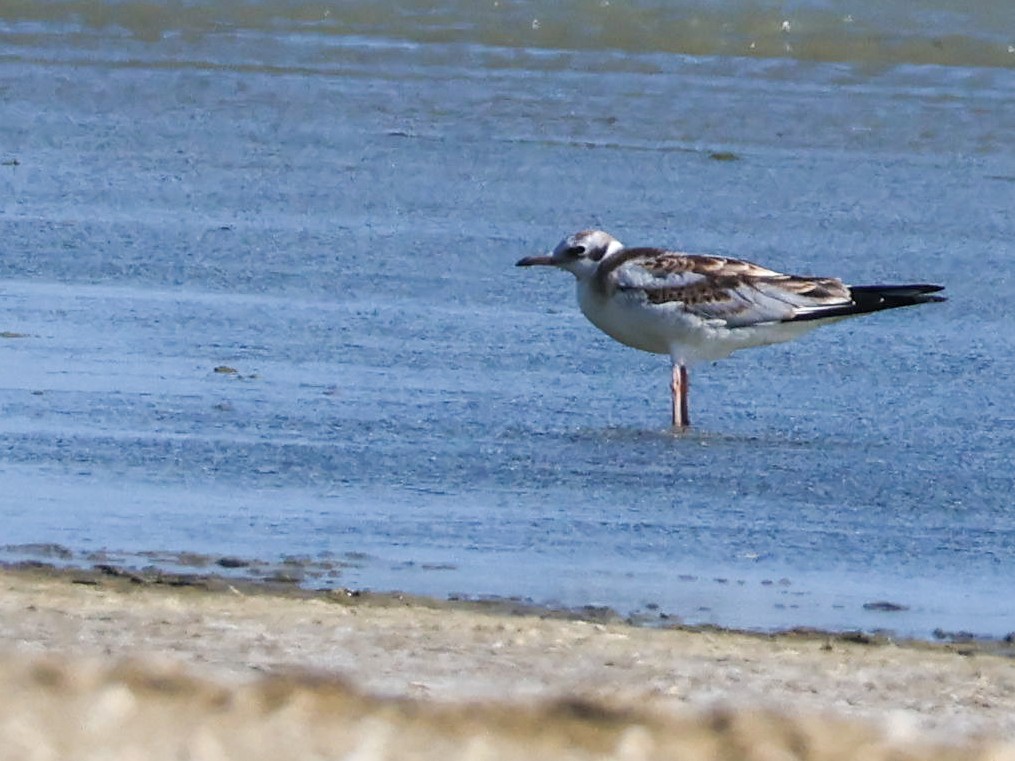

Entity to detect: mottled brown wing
[605,250,853,327]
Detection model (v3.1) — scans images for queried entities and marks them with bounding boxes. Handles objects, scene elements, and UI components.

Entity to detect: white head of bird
[516,230,624,279]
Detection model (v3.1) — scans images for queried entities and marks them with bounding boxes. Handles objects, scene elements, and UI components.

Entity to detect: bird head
[516,230,624,279]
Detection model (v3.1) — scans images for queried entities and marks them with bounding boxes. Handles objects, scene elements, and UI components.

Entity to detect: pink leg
[670,363,690,428]
[680,364,690,427]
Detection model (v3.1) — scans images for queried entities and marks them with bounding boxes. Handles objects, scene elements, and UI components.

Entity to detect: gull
[516,230,945,428]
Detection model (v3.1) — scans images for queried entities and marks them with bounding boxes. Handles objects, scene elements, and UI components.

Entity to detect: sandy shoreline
[2,564,1014,759]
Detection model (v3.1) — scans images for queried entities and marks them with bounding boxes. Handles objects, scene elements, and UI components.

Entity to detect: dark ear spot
[587,246,607,262]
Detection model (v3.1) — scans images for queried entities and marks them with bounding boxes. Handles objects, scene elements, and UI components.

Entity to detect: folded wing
[603,249,855,327]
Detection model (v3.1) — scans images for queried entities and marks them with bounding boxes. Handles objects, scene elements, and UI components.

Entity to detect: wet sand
[2,565,1014,759]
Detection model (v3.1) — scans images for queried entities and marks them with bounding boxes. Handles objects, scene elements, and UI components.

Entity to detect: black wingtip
[850,283,947,305]
[852,283,945,295]
[785,283,946,323]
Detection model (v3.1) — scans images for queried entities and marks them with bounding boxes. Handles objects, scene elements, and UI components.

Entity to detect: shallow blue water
[1,3,1014,638]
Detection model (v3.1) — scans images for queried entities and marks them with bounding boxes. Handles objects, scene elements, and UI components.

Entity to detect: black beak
[515,255,556,267]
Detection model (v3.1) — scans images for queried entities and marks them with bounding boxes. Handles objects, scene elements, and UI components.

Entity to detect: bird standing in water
[517,230,945,428]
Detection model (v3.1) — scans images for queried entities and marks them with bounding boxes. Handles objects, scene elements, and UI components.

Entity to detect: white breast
[576,280,691,356]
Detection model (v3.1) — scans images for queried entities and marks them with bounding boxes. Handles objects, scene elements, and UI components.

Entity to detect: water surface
[1,1,1014,638]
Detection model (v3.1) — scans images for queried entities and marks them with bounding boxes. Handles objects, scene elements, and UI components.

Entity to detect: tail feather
[787,284,946,323]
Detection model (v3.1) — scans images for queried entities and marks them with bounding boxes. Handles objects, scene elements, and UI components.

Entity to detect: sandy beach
[1,564,1013,760]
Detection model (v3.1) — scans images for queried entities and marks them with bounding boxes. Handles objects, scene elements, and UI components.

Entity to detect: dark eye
[565,245,586,257]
